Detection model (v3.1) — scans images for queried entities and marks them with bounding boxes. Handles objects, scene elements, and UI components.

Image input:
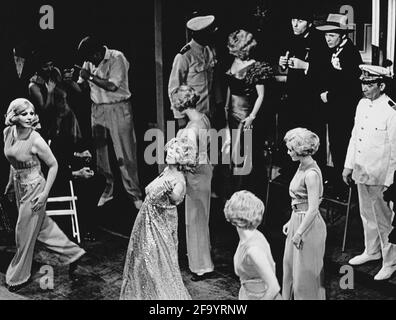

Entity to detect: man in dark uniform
[317,14,363,195]
[168,15,217,128]
[278,3,329,168]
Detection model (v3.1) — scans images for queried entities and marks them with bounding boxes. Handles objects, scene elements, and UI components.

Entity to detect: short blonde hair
[224,190,264,230]
[227,29,257,61]
[165,137,198,173]
[5,98,39,127]
[284,127,320,157]
[171,85,200,113]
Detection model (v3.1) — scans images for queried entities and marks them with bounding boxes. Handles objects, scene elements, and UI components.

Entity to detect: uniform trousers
[357,184,396,267]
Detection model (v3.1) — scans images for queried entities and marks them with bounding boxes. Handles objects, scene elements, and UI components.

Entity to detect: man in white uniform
[168,15,217,128]
[343,64,396,280]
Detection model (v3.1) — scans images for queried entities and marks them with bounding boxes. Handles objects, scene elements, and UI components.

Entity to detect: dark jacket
[283,27,330,115]
[321,37,363,120]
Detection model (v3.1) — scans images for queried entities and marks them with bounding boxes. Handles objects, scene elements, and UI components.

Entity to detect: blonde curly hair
[227,29,257,61]
[165,137,198,173]
[284,127,320,157]
[5,98,40,128]
[224,190,265,230]
[171,85,200,113]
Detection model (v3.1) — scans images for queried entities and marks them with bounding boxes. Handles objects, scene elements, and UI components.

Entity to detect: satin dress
[234,230,281,300]
[282,161,326,300]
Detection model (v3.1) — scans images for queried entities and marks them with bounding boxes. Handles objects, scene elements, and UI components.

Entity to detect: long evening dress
[282,160,326,300]
[225,61,273,192]
[120,167,191,300]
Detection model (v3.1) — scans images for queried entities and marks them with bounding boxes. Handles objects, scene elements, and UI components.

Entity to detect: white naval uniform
[168,39,216,119]
[345,94,396,267]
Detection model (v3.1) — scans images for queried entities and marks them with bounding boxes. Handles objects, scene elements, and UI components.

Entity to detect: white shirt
[345,94,396,186]
[78,47,131,104]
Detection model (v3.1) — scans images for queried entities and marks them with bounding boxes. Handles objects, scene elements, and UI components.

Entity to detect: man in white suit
[343,64,396,280]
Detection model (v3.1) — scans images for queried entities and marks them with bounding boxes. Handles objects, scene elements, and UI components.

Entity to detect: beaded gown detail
[120,167,191,300]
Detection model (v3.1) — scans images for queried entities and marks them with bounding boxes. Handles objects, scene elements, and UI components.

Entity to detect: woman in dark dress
[223,29,273,194]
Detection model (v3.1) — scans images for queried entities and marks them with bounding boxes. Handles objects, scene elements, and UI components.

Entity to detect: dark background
[0,0,372,186]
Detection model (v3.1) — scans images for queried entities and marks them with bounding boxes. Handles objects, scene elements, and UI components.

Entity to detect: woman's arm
[178,128,198,150]
[4,166,14,199]
[224,86,230,125]
[221,87,232,154]
[31,134,58,211]
[294,170,321,240]
[29,82,55,111]
[167,181,185,203]
[241,84,265,129]
[247,247,281,300]
[64,79,83,93]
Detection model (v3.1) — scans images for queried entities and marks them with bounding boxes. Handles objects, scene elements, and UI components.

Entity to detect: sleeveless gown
[282,160,326,300]
[120,167,191,300]
[234,230,281,300]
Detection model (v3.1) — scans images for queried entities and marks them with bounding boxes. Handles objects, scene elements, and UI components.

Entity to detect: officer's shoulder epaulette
[388,99,396,109]
[179,44,191,55]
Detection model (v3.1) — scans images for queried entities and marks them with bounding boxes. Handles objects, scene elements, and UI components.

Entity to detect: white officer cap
[359,64,393,83]
[186,15,215,31]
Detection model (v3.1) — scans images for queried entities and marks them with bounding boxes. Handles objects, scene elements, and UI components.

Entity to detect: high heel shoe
[7,277,32,292]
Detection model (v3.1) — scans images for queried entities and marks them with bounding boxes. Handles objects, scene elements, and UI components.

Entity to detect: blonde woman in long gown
[282,128,326,300]
[120,137,197,300]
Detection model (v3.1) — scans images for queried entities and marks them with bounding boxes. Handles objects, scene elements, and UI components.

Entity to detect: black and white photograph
[1,0,396,304]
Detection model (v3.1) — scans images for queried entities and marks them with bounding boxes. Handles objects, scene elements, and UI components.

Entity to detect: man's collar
[370,93,387,104]
[190,39,204,50]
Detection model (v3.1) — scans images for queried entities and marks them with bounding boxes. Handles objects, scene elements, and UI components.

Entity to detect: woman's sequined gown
[120,167,191,300]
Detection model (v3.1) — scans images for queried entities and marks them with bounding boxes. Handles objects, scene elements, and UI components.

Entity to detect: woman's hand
[342,168,353,185]
[292,232,303,250]
[31,192,49,213]
[282,220,290,236]
[242,115,254,130]
[45,80,56,93]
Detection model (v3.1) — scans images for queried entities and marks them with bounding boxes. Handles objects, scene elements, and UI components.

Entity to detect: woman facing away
[3,98,85,292]
[172,85,214,281]
[120,137,197,300]
[224,190,282,300]
[282,128,326,300]
[222,29,273,193]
